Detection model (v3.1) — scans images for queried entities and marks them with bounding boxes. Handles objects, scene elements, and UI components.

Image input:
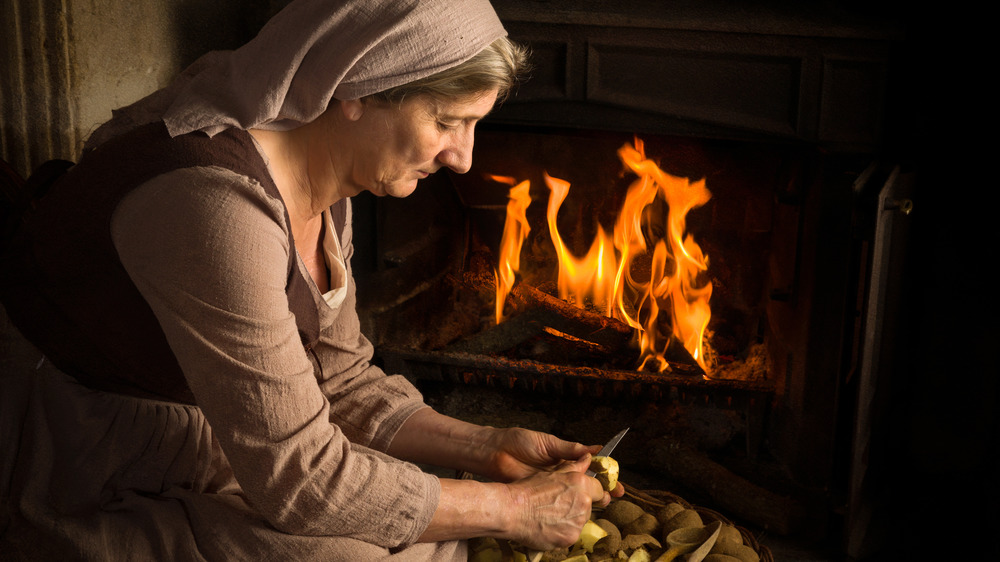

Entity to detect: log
[651,444,803,535]
[508,283,635,350]
[457,271,636,351]
[445,308,548,354]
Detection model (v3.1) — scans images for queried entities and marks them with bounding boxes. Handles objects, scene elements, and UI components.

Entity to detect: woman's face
[343,89,499,199]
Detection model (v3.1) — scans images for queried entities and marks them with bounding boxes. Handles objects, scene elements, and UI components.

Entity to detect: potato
[470,537,499,551]
[602,500,645,528]
[626,548,651,562]
[703,555,741,562]
[540,547,569,562]
[621,513,660,538]
[653,503,685,527]
[716,524,743,546]
[469,545,502,562]
[589,456,620,492]
[708,541,760,562]
[575,519,609,553]
[660,509,702,538]
[593,519,622,553]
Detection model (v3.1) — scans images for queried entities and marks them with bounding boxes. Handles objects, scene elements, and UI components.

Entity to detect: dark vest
[0,122,320,404]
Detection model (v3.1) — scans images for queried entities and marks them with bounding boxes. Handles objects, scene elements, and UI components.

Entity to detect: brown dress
[0,165,465,561]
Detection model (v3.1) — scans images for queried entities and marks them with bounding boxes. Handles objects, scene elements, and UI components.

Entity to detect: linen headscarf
[91,0,506,143]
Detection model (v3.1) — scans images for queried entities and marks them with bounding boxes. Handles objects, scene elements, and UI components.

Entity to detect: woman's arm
[386,407,594,481]
[388,408,623,549]
[418,457,606,550]
[113,170,439,547]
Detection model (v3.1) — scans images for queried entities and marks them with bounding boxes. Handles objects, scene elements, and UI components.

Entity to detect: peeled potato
[589,456,620,492]
[627,548,652,562]
[469,546,502,562]
[703,555,742,562]
[575,519,609,553]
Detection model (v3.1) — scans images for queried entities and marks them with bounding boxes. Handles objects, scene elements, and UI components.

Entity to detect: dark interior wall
[863,5,999,560]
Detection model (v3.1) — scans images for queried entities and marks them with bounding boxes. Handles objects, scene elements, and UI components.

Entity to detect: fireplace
[351,2,928,559]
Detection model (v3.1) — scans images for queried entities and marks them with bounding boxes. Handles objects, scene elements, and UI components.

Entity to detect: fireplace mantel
[489,0,906,152]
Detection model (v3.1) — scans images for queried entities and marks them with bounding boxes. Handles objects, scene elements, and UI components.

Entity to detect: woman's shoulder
[112,166,293,273]
[123,166,288,230]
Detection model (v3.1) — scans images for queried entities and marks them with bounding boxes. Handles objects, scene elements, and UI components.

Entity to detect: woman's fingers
[505,460,614,551]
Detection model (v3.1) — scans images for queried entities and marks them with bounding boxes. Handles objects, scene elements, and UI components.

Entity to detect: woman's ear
[340,99,364,121]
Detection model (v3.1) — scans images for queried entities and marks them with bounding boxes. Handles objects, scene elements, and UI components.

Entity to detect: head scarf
[93,0,506,142]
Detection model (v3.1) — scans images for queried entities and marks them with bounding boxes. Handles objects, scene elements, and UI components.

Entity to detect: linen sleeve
[310,198,431,452]
[111,167,439,546]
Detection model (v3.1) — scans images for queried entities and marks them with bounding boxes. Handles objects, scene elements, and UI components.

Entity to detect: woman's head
[155,0,512,138]
[363,36,530,106]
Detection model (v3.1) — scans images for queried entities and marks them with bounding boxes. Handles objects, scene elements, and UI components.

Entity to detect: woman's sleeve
[111,167,439,546]
[311,198,431,452]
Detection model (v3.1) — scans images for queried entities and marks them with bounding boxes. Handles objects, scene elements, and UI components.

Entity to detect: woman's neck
[250,126,334,291]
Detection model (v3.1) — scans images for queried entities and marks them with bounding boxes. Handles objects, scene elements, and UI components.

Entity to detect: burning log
[509,282,635,351]
[453,271,636,353]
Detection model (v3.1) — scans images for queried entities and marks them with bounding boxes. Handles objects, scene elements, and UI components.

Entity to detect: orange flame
[614,139,713,372]
[545,172,618,315]
[493,175,532,323]
[491,138,714,373]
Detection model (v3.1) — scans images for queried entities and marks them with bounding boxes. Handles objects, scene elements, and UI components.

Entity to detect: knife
[586,426,629,477]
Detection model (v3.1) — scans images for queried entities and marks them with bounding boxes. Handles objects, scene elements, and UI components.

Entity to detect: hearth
[351,1,914,558]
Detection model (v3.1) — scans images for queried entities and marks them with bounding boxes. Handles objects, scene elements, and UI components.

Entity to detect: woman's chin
[382,179,420,199]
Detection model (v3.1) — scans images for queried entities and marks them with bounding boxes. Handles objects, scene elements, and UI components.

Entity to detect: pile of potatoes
[469,497,761,562]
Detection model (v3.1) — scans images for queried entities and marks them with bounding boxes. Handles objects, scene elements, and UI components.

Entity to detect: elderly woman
[0,0,621,560]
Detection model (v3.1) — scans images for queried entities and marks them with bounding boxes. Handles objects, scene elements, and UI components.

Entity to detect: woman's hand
[502,454,607,550]
[418,454,607,550]
[481,427,625,501]
[481,426,594,482]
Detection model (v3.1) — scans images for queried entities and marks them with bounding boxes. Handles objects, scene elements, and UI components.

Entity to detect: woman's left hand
[481,427,598,482]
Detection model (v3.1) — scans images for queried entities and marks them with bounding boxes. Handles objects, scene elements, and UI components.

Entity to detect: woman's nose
[438,129,474,174]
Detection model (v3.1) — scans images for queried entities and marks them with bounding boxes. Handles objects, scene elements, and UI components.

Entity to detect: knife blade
[585,427,629,477]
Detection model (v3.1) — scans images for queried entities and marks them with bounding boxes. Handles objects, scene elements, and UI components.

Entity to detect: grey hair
[364,36,530,106]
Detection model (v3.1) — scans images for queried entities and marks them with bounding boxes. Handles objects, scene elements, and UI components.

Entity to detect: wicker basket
[617,483,774,562]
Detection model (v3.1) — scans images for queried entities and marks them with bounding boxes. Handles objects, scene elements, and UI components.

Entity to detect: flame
[545,172,617,314]
[614,139,713,372]
[491,138,714,373]
[493,175,532,323]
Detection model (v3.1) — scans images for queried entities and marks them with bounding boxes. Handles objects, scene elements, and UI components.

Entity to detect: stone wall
[0,0,280,179]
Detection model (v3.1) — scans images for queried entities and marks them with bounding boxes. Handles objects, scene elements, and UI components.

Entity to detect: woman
[0,0,621,560]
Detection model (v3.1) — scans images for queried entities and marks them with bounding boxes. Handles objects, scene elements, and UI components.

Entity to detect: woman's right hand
[502,454,606,551]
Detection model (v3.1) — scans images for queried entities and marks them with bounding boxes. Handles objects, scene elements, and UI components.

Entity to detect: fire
[615,139,713,372]
[493,175,532,323]
[545,173,617,315]
[491,138,714,373]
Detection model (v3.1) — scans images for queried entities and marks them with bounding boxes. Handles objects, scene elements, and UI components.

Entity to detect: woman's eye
[437,121,458,131]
